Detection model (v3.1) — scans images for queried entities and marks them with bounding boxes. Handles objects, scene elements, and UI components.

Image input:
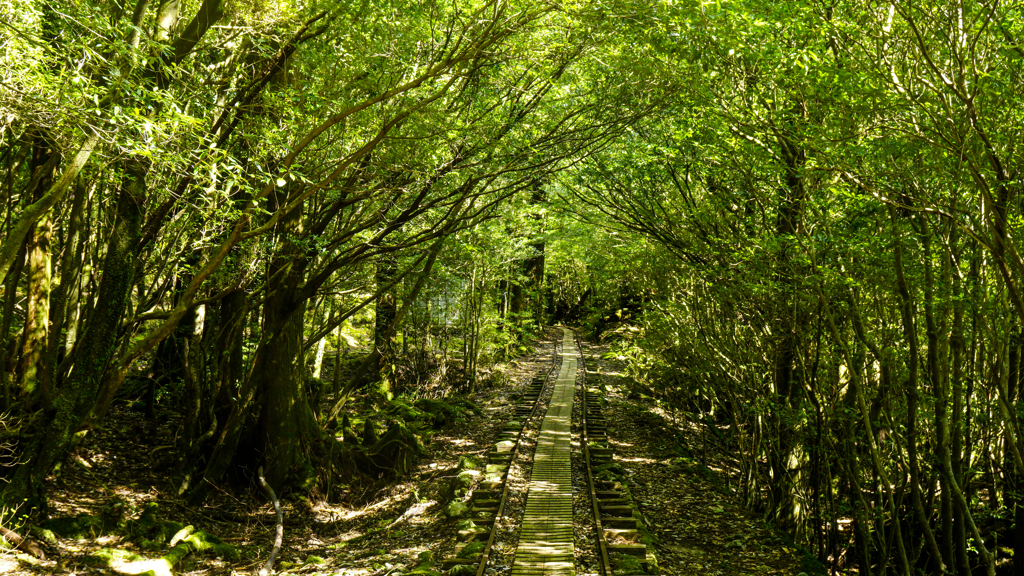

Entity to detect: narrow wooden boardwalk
[511,327,577,576]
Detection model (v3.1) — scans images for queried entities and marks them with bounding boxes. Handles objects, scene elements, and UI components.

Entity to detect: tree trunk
[892,211,945,573]
[192,185,318,497]
[373,253,397,393]
[45,175,88,391]
[525,241,545,327]
[17,214,52,406]
[769,124,806,536]
[950,242,971,575]
[0,242,28,410]
[257,298,315,489]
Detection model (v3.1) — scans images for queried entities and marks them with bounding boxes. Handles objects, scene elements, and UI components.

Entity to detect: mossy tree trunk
[190,185,321,497]
[16,132,60,407]
[1,157,147,514]
[373,253,398,392]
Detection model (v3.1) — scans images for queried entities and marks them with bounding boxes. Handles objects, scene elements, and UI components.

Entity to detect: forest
[1,0,1023,575]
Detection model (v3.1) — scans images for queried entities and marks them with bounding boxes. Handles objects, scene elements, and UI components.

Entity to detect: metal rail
[442,336,559,575]
[580,340,613,576]
[579,335,657,575]
[448,328,656,576]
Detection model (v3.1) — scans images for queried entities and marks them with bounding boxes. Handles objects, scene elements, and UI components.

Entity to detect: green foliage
[3,0,1022,572]
[414,398,480,427]
[609,552,646,575]
[42,514,107,539]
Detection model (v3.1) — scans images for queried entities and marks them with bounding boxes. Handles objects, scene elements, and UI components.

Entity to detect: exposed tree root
[257,466,283,576]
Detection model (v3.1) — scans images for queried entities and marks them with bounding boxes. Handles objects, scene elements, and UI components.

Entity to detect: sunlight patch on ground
[402,500,435,520]
[443,438,477,447]
[332,494,399,522]
[385,498,437,528]
[617,455,657,464]
[111,557,172,576]
[334,529,364,543]
[0,555,20,572]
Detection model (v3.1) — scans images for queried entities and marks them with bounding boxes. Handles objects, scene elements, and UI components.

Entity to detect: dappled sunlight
[387,499,438,528]
[109,557,173,576]
[0,556,20,573]
[529,480,562,492]
[442,438,478,447]
[333,494,400,523]
[617,455,658,465]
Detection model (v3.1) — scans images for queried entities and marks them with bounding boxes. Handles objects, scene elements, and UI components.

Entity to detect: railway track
[440,335,559,575]
[441,327,657,575]
[581,341,657,575]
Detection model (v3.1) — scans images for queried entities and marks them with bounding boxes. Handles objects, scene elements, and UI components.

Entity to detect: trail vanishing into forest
[4,0,1024,575]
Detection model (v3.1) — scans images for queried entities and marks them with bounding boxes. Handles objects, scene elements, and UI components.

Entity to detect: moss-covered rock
[414,398,480,426]
[409,550,440,575]
[610,552,646,575]
[124,505,185,548]
[457,541,486,558]
[445,501,470,519]
[87,547,145,564]
[389,398,429,422]
[455,520,487,536]
[445,468,479,500]
[366,420,426,476]
[42,513,104,539]
[447,397,482,417]
[166,525,239,562]
[27,526,57,546]
[457,455,482,470]
[85,548,175,576]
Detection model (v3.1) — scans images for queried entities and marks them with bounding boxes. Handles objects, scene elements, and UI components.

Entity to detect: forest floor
[579,337,818,576]
[0,328,815,576]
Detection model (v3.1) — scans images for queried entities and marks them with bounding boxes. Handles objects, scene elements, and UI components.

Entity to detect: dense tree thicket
[558,1,1024,575]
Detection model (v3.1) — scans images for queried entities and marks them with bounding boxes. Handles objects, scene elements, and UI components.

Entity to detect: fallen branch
[0,526,45,559]
[257,467,283,576]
